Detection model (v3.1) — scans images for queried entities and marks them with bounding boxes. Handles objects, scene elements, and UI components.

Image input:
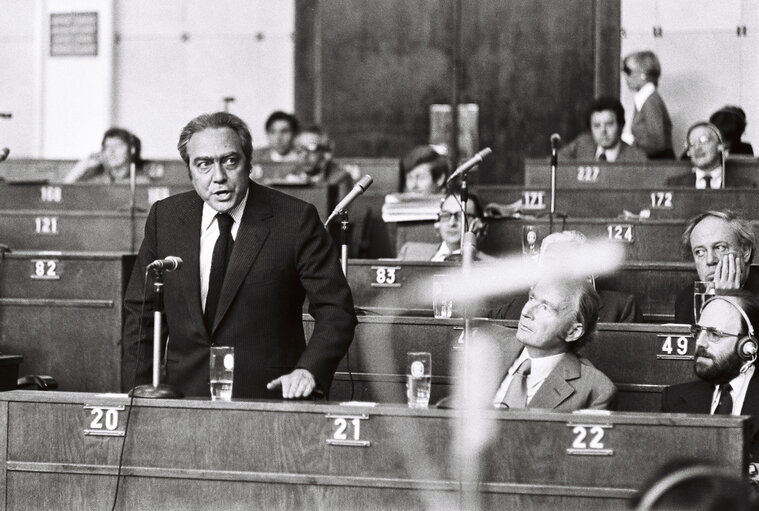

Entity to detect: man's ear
[741,246,752,265]
[563,322,584,344]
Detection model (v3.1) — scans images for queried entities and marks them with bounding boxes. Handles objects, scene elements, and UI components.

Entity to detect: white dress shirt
[595,141,622,162]
[694,165,723,189]
[622,83,657,145]
[710,364,755,415]
[199,189,248,311]
[431,242,454,262]
[493,348,566,406]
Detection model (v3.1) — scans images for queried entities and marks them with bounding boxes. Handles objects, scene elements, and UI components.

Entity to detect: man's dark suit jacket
[488,289,642,323]
[559,133,648,162]
[674,270,759,324]
[661,374,759,460]
[665,170,757,188]
[122,181,357,399]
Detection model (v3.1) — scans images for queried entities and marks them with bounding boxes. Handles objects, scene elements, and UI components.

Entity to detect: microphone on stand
[550,133,561,167]
[324,175,373,226]
[445,148,492,186]
[146,256,183,272]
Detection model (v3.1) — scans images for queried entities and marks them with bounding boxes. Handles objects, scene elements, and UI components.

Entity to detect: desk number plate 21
[326,413,370,447]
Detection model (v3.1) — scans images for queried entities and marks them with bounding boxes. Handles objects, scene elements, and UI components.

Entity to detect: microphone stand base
[129,384,184,399]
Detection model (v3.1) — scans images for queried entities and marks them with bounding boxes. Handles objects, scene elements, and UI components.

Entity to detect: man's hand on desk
[267,368,316,399]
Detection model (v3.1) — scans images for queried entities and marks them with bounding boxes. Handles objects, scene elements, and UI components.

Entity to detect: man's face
[267,119,295,156]
[687,125,722,170]
[187,127,249,213]
[623,58,647,91]
[295,132,330,176]
[693,299,745,383]
[405,162,440,194]
[590,110,621,150]
[435,195,478,250]
[101,136,130,173]
[516,280,582,357]
[689,216,750,282]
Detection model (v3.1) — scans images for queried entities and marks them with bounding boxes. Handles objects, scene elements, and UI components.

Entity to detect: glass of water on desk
[693,281,715,322]
[407,352,431,409]
[210,346,234,401]
[432,274,453,319]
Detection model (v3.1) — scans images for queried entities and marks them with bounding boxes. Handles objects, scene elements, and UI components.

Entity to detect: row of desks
[6,181,759,220]
[0,253,699,411]
[345,259,702,322]
[524,158,759,188]
[0,391,748,510]
[0,157,401,192]
[1,204,754,262]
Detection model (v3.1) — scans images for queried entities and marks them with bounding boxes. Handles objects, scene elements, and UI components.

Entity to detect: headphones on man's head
[701,295,758,361]
[684,121,724,154]
[634,465,739,510]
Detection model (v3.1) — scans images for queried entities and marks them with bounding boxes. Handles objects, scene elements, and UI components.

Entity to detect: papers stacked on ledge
[381,193,444,223]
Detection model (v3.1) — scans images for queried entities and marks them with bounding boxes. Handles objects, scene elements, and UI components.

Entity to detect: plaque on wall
[50,12,98,57]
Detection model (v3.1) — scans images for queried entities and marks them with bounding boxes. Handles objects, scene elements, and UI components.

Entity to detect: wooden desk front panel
[475,185,759,220]
[0,183,192,211]
[0,393,748,510]
[0,253,130,392]
[0,210,146,252]
[307,315,693,411]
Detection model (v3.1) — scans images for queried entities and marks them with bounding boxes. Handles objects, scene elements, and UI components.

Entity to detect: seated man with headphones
[666,121,754,189]
[662,291,759,461]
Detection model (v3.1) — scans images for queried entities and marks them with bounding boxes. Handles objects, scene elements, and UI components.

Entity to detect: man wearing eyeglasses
[666,121,756,189]
[661,292,759,459]
[674,210,758,324]
[286,125,354,187]
[397,192,493,261]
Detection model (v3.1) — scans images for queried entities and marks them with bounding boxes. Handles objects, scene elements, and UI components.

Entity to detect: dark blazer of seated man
[471,278,616,411]
[559,96,647,163]
[662,292,759,461]
[674,209,758,324]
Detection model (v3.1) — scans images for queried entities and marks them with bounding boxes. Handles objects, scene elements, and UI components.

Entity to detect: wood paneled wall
[295,0,620,185]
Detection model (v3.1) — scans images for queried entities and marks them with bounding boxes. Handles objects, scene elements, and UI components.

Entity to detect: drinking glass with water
[210,346,234,401]
[693,281,715,322]
[407,352,431,408]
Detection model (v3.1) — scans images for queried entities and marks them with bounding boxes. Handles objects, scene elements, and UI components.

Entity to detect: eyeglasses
[687,134,717,149]
[437,211,462,223]
[295,143,330,154]
[690,324,742,341]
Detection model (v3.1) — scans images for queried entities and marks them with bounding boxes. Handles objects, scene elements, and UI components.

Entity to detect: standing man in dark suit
[674,210,758,324]
[122,112,357,400]
[662,292,759,460]
[559,97,647,163]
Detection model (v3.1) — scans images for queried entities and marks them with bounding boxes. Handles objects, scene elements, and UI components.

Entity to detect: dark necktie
[597,152,607,161]
[502,358,532,409]
[703,174,712,189]
[714,383,733,415]
[204,213,234,333]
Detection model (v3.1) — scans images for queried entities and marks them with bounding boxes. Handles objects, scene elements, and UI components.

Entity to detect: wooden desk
[524,158,759,188]
[394,217,759,262]
[0,182,192,211]
[0,210,147,252]
[345,259,706,323]
[0,391,747,510]
[0,252,133,392]
[305,316,695,412]
[475,185,759,220]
